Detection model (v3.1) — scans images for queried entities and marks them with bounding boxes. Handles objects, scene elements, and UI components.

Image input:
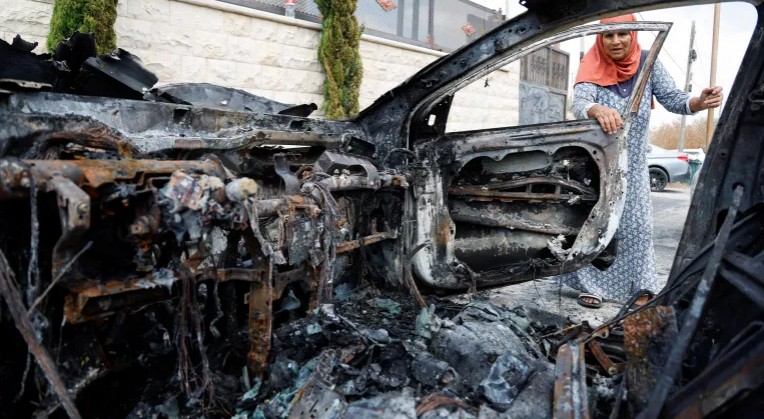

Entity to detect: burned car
[1,0,763,417]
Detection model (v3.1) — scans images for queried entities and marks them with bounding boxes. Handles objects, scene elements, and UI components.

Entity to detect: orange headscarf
[575,14,642,86]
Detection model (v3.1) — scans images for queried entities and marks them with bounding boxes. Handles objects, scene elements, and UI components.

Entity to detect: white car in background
[647,144,692,191]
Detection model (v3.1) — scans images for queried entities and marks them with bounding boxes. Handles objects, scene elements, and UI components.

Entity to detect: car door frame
[406,22,672,289]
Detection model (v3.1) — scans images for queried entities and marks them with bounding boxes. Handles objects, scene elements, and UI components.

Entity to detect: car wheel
[649,167,668,192]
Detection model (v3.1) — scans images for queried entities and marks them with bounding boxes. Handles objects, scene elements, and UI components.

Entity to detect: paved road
[651,183,692,287]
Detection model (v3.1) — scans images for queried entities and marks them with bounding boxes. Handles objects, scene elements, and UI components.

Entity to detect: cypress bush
[47,0,118,54]
[315,0,363,119]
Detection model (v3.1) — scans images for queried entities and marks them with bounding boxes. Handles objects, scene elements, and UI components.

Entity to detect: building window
[219,0,504,51]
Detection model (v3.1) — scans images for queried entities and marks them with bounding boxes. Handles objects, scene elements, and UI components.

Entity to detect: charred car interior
[0,0,763,418]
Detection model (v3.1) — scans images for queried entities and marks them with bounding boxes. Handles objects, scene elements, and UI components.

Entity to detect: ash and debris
[224,288,559,419]
[109,282,615,419]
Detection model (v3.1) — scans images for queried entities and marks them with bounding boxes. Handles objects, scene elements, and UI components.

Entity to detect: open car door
[407,22,672,289]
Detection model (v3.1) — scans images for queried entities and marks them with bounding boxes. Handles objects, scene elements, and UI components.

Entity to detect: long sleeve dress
[559,59,694,302]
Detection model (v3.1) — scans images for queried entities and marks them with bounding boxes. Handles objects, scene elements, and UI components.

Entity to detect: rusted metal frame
[0,249,83,419]
[665,325,764,418]
[553,340,590,419]
[247,264,272,376]
[236,228,277,377]
[456,176,595,195]
[10,159,226,191]
[64,276,171,324]
[639,185,745,419]
[335,231,398,254]
[62,266,296,324]
[48,176,90,283]
[623,306,678,413]
[586,339,622,376]
[449,187,597,202]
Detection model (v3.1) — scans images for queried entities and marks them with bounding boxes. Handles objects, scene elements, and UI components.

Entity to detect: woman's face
[602,31,632,61]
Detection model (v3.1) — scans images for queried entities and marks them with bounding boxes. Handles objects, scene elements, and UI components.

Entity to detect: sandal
[578,293,603,309]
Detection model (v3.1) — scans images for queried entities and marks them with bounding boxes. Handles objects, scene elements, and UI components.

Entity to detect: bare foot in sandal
[578,293,603,308]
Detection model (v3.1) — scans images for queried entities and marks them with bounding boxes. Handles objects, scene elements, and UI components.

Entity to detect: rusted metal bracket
[49,176,90,282]
[315,150,380,188]
[335,231,398,254]
[247,268,272,376]
[586,339,623,376]
[624,306,678,412]
[449,179,597,203]
[273,153,300,195]
[553,341,590,419]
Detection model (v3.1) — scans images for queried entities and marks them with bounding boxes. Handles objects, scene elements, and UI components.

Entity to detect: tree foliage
[315,0,363,119]
[47,0,118,54]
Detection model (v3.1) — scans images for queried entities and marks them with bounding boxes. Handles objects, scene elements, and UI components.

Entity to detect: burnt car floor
[2,0,764,417]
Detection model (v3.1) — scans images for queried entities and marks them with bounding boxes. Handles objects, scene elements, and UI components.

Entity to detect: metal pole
[427,0,435,46]
[397,0,405,37]
[412,0,420,41]
[706,3,721,148]
[678,21,696,152]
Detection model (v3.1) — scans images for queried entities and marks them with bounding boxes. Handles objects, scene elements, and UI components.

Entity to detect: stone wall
[0,0,518,125]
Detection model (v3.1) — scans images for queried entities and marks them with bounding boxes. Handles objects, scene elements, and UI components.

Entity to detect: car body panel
[0,0,763,416]
[648,144,691,183]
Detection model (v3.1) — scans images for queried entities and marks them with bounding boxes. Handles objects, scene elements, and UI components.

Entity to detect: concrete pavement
[651,183,692,287]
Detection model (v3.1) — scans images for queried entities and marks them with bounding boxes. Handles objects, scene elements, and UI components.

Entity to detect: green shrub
[47,0,118,54]
[315,0,363,119]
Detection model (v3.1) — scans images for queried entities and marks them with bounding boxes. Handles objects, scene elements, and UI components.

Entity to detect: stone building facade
[0,0,519,127]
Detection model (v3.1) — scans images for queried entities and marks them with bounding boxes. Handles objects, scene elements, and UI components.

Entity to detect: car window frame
[412,22,672,139]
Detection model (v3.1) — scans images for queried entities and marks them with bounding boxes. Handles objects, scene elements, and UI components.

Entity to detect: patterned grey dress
[559,59,693,302]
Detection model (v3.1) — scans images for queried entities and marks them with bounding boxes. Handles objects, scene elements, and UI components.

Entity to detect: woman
[562,14,723,306]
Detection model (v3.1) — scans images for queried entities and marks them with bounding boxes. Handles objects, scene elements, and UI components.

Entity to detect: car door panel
[410,23,671,289]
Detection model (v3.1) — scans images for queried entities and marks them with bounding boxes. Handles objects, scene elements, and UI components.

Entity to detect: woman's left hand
[690,86,723,112]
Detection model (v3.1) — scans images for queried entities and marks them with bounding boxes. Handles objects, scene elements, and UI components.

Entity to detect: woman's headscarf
[575,14,642,87]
